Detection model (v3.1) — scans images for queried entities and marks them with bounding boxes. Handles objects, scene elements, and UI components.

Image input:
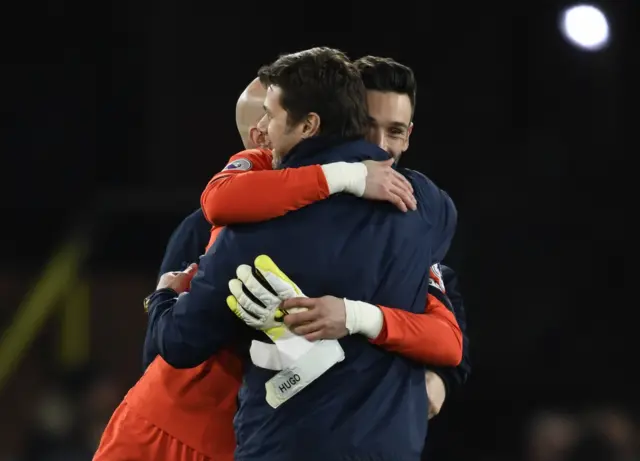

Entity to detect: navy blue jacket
[146,194,471,392]
[147,137,457,461]
[158,208,211,277]
[146,213,471,392]
[142,209,211,369]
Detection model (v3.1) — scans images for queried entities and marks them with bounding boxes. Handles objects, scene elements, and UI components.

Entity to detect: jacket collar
[279,136,390,169]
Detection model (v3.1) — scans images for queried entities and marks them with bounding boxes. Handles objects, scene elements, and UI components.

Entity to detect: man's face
[257,85,306,166]
[366,90,413,161]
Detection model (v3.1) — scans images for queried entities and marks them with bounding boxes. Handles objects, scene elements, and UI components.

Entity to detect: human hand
[425,371,447,419]
[282,296,349,341]
[156,263,198,294]
[362,158,416,212]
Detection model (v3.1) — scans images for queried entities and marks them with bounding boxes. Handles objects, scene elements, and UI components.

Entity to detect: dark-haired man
[354,56,471,410]
[146,47,456,461]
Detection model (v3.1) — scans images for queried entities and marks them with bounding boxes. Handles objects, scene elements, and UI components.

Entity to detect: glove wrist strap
[265,340,345,408]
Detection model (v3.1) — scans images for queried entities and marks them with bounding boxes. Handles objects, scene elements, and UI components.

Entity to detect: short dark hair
[355,56,417,117]
[258,47,370,139]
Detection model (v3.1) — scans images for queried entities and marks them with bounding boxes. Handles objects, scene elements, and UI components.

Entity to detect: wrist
[320,162,367,196]
[344,299,383,339]
[144,288,178,312]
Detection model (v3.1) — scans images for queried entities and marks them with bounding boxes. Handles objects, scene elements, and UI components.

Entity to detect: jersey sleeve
[369,264,463,366]
[200,148,331,226]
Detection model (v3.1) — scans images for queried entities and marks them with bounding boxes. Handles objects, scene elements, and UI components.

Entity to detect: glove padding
[226,255,306,342]
[227,256,346,399]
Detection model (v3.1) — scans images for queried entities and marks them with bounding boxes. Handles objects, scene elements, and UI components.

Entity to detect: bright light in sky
[560,4,610,51]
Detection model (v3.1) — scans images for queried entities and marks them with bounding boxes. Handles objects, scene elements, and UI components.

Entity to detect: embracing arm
[283,265,463,366]
[201,148,370,226]
[352,265,463,366]
[146,238,244,369]
[143,209,211,370]
[370,293,462,366]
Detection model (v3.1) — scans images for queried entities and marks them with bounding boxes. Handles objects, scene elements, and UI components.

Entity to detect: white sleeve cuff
[320,162,367,197]
[344,299,383,339]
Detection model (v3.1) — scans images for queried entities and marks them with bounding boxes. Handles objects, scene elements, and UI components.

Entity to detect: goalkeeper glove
[227,255,345,408]
[226,255,314,367]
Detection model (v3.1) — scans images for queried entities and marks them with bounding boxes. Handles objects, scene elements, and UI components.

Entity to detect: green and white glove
[227,255,345,408]
[226,255,313,367]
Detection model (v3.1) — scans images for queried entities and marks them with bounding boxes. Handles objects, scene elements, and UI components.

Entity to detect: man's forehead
[366,90,412,127]
[264,85,281,109]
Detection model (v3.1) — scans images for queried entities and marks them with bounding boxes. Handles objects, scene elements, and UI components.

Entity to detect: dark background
[0,1,632,460]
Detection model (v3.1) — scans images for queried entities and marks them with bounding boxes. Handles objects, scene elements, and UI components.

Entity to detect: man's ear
[249,126,265,148]
[301,112,321,138]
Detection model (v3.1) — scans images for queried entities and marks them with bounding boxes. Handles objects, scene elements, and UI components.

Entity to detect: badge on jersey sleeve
[223,158,252,171]
[428,263,446,293]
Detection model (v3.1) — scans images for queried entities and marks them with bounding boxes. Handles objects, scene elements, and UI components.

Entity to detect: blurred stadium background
[1,1,631,460]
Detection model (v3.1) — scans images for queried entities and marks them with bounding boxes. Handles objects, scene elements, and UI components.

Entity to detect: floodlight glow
[560,4,609,51]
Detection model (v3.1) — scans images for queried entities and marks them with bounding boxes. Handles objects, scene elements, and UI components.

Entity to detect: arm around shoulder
[147,249,242,368]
